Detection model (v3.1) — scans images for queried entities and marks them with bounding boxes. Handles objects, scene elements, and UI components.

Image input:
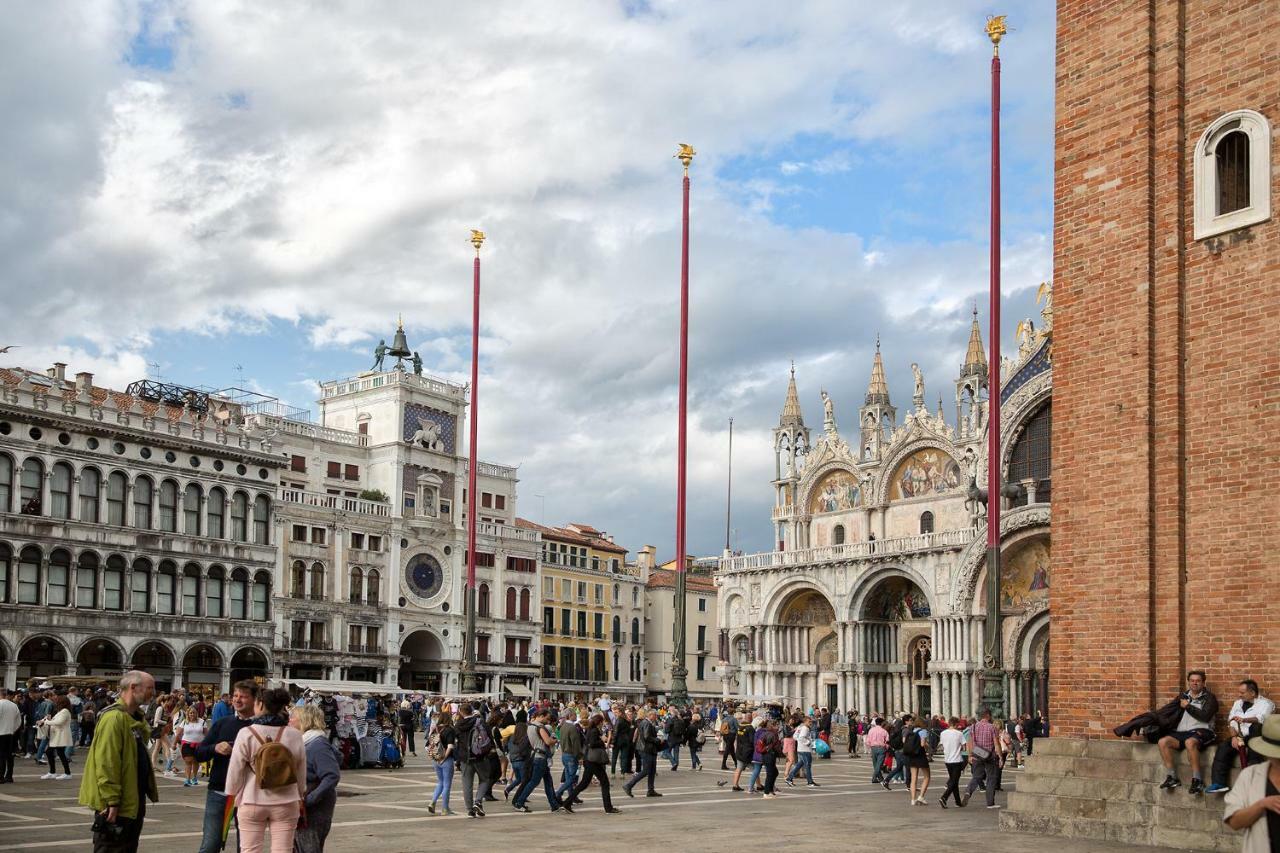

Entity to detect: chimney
[75,372,94,393]
[48,362,67,382]
[638,545,657,571]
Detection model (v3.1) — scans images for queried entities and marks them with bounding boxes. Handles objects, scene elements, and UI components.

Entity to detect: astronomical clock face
[405,554,444,599]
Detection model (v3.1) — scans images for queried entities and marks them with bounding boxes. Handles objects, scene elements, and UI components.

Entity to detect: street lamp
[979,15,1008,720]
[670,143,695,707]
[461,228,485,694]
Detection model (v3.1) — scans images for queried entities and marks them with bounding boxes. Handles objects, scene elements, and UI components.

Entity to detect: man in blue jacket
[194,681,258,853]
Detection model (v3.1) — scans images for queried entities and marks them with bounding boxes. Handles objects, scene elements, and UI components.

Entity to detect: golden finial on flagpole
[470,229,485,255]
[675,143,696,176]
[986,15,1007,55]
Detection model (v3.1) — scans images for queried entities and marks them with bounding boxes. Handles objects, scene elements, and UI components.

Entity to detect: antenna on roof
[234,364,246,387]
[148,361,163,384]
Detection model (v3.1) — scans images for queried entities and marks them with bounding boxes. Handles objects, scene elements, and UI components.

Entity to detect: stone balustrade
[720,526,978,572]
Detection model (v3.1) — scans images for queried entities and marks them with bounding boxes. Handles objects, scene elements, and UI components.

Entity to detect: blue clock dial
[405,554,443,598]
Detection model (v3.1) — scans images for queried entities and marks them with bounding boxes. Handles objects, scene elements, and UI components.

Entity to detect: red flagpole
[670,144,695,706]
[462,230,484,693]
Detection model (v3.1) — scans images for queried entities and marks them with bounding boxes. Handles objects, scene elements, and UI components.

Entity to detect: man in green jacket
[79,671,158,853]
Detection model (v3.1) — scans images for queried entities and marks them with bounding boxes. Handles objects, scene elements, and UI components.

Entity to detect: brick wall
[1052,0,1280,738]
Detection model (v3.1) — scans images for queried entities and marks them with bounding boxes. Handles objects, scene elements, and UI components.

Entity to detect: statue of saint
[911,362,925,404]
[372,339,388,371]
[412,351,424,376]
[820,389,836,431]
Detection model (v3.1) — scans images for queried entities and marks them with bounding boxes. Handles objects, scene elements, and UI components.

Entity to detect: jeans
[748,760,763,791]
[624,751,657,794]
[35,735,49,762]
[689,743,702,769]
[667,743,681,769]
[1211,740,1263,788]
[555,753,580,800]
[431,758,455,810]
[965,755,998,807]
[761,755,779,794]
[237,802,296,853]
[941,761,965,805]
[504,757,529,796]
[460,759,479,811]
[886,749,907,783]
[786,751,813,784]
[870,746,887,782]
[513,755,560,810]
[0,734,13,781]
[571,760,614,810]
[46,747,70,775]
[198,788,238,853]
[612,743,633,775]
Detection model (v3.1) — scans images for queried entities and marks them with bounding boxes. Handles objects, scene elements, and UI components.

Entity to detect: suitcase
[359,735,383,767]
[380,735,403,769]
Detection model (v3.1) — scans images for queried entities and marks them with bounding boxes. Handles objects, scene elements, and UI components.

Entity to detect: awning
[274,678,406,695]
[504,683,533,698]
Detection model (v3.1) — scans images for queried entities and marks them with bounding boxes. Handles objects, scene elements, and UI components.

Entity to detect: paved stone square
[0,750,1169,852]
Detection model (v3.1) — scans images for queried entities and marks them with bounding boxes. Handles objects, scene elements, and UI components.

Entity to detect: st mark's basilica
[715,295,1053,720]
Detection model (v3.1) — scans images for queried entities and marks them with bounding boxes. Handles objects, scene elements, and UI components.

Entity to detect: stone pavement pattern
[0,750,1184,852]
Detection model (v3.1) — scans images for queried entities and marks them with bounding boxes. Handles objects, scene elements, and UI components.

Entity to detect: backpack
[427,726,446,761]
[247,727,298,790]
[470,723,494,759]
[901,729,921,758]
[888,727,904,752]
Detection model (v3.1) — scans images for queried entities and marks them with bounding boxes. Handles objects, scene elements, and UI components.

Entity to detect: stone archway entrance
[131,642,176,693]
[855,575,932,717]
[17,636,68,682]
[182,644,223,699]
[398,630,446,692]
[76,638,124,679]
[772,589,837,709]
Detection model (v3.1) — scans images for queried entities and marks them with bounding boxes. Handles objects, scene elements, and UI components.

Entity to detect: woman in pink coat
[225,688,307,853]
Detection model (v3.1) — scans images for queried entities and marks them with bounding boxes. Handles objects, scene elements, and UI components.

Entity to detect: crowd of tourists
[2,668,1277,852]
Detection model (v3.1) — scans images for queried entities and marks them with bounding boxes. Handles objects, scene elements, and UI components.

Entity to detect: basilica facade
[716,303,1053,720]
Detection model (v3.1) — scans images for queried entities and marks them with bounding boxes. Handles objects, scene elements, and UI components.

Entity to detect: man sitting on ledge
[1206,679,1273,796]
[1157,670,1220,795]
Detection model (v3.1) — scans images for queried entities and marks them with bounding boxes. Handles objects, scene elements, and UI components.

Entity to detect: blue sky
[1,1,1057,557]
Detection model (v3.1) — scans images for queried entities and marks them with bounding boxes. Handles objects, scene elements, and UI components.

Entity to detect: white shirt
[794,724,814,753]
[1176,691,1215,732]
[0,700,20,737]
[1223,762,1274,853]
[1228,695,1274,738]
[939,728,967,763]
[180,718,208,745]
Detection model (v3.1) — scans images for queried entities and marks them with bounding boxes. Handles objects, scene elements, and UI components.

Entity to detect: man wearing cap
[1222,713,1280,852]
[1206,679,1274,795]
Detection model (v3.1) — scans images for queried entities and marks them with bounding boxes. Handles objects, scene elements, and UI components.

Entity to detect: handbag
[972,744,992,760]
[586,746,608,764]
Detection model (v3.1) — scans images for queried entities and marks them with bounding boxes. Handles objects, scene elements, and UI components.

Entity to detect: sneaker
[1204,783,1230,795]
[731,785,743,792]
[559,804,574,814]
[623,786,634,799]
[515,805,531,813]
[882,781,892,791]
[467,807,478,819]
[785,780,795,788]
[443,809,456,816]
[1159,776,1181,791]
[939,797,948,809]
[1188,779,1204,796]
[986,804,1001,810]
[427,803,437,815]
[645,791,663,798]
[55,774,71,781]
[762,793,775,799]
[605,807,622,814]
[960,793,971,806]
[475,805,486,817]
[40,773,55,780]
[807,782,820,788]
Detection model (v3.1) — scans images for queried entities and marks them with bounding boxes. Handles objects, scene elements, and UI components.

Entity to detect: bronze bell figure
[388,316,412,370]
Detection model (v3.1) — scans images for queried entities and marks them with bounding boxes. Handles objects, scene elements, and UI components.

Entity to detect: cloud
[0,0,1055,557]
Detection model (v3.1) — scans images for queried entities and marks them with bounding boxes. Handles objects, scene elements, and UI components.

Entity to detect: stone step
[1007,790,1153,825]
[1018,771,1236,813]
[999,809,1155,847]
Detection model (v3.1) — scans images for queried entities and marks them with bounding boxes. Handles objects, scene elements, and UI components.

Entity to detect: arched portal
[76,638,124,678]
[229,646,269,687]
[131,641,176,692]
[769,588,836,709]
[1014,615,1050,720]
[398,630,446,692]
[17,636,68,681]
[182,644,224,699]
[856,574,933,717]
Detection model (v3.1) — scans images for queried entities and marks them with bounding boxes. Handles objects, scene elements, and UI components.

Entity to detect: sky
[0,1,1056,559]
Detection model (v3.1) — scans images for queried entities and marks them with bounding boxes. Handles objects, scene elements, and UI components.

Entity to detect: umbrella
[220,794,237,850]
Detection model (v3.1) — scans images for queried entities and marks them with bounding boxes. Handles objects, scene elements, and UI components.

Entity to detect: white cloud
[0,0,1055,556]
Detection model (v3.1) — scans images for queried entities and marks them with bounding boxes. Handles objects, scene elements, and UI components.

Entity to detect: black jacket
[734,724,755,762]
[454,714,479,764]
[613,717,634,750]
[193,715,255,793]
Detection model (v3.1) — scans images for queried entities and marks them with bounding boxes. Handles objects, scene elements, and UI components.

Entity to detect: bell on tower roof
[961,304,988,378]
[779,360,804,427]
[865,336,891,406]
[388,315,412,371]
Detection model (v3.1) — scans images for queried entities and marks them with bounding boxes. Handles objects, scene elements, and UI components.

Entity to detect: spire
[865,337,891,406]
[962,304,988,377]
[779,360,804,427]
